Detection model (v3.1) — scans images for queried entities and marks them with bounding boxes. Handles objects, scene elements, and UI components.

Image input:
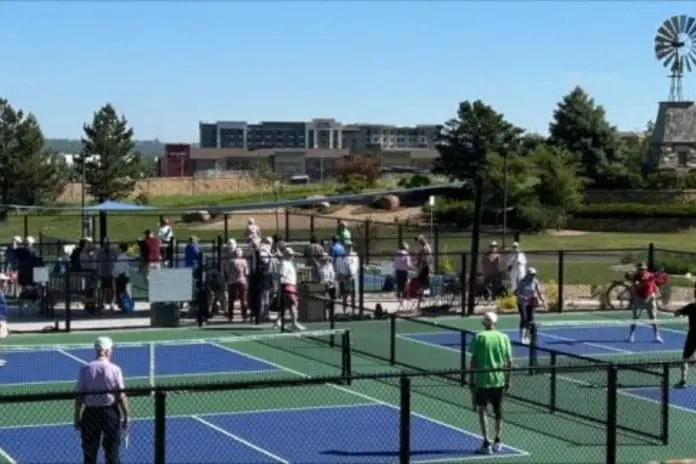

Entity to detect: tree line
[0,99,157,207]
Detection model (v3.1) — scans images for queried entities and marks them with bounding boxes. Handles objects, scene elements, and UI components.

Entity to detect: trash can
[298,282,328,323]
[150,302,181,327]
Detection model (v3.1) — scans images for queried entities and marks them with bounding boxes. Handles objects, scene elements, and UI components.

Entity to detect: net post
[389,314,396,365]
[154,390,166,464]
[149,342,156,391]
[460,331,467,386]
[399,375,411,464]
[606,365,618,464]
[329,295,336,348]
[661,363,670,444]
[550,352,557,413]
[341,330,352,385]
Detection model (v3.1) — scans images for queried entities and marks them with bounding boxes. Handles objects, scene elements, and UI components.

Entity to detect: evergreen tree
[434,100,524,181]
[0,98,69,206]
[548,86,624,184]
[79,104,139,201]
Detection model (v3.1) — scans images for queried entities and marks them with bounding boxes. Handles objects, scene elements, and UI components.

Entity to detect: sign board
[148,268,193,303]
[429,196,436,207]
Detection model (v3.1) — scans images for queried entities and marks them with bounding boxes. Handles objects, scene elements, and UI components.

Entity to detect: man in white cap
[505,242,527,292]
[469,311,512,455]
[0,273,11,367]
[276,248,305,331]
[74,336,131,464]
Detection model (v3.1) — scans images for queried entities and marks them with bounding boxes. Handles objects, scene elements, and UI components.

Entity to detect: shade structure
[83,201,154,212]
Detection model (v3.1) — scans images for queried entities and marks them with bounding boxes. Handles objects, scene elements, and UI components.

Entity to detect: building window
[678,149,689,167]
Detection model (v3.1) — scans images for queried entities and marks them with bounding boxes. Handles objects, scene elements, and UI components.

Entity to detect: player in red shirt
[626,263,663,343]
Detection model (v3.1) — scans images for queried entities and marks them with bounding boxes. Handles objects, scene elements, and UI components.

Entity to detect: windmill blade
[655,44,676,62]
[670,16,681,37]
[686,51,696,71]
[677,15,688,33]
[658,20,677,42]
[685,54,693,73]
[685,16,696,37]
[665,52,678,71]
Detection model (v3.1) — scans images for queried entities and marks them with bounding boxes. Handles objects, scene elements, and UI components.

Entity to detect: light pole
[81,156,87,237]
[502,152,508,247]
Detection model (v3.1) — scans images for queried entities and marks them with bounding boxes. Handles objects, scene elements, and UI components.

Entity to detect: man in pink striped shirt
[74,336,131,464]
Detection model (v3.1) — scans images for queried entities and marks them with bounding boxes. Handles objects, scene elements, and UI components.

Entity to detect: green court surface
[0,312,694,463]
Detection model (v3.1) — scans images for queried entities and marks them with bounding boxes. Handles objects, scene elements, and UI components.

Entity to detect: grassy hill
[45,139,173,158]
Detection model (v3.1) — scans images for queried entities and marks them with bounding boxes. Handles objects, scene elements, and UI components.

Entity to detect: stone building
[650,101,696,169]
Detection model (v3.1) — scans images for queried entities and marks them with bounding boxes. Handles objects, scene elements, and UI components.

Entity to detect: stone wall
[58,174,257,203]
[583,189,696,203]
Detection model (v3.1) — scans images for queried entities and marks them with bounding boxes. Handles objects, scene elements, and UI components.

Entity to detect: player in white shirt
[335,241,360,314]
[275,248,305,331]
[506,242,527,292]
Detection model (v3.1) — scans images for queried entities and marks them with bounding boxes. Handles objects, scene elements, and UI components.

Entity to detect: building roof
[189,147,439,160]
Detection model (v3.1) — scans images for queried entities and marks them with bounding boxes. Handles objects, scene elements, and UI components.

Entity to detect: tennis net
[0,329,351,394]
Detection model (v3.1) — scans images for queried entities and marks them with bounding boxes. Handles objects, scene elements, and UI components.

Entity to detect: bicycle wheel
[605,282,632,311]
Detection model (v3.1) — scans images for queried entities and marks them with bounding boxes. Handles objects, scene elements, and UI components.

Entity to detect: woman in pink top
[227,248,249,322]
[393,242,411,306]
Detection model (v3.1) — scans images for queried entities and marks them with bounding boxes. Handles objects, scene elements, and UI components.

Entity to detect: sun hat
[483,312,498,325]
[94,336,114,351]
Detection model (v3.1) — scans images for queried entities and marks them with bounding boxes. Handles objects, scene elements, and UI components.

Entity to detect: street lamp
[81,155,87,237]
[502,152,508,247]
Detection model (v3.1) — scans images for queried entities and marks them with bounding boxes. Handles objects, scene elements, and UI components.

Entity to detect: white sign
[148,268,193,303]
[429,195,436,207]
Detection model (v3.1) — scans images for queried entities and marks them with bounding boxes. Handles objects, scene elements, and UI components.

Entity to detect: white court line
[535,332,632,354]
[56,349,87,365]
[208,341,530,458]
[191,415,290,464]
[0,447,17,464]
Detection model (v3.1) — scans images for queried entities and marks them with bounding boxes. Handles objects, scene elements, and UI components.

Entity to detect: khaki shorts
[632,294,657,319]
[0,321,8,339]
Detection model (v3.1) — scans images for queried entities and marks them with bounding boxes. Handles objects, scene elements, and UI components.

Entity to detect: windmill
[655,15,696,101]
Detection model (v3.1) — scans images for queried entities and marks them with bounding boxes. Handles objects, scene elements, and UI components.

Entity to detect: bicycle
[603,271,670,311]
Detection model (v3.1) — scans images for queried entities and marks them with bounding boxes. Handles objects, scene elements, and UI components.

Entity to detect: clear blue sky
[0,1,689,141]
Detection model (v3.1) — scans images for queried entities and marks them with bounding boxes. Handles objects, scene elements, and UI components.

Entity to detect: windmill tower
[650,16,696,170]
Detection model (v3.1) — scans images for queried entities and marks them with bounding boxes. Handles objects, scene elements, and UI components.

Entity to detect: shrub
[398,174,432,189]
[620,251,696,276]
[496,295,518,311]
[543,280,559,311]
[573,203,696,218]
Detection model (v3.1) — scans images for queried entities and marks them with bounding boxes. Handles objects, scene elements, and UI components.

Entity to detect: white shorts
[0,321,8,339]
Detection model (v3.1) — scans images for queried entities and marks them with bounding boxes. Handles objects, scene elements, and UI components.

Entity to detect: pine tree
[79,104,139,201]
[0,98,69,206]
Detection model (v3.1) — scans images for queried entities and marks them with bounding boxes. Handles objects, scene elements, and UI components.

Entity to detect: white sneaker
[0,359,6,368]
[492,441,502,453]
[292,322,306,331]
[655,335,664,344]
[626,334,635,343]
[522,336,530,345]
[273,319,282,330]
[477,443,492,455]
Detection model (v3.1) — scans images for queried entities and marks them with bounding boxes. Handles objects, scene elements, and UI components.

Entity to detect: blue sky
[0,1,689,141]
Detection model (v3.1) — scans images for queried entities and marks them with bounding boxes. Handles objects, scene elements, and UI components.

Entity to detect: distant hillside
[45,139,169,158]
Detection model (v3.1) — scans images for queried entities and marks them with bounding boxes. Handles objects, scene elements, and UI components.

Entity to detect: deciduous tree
[78,104,140,201]
[336,154,381,187]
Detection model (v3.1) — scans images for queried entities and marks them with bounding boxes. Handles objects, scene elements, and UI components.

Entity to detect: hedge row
[573,203,696,218]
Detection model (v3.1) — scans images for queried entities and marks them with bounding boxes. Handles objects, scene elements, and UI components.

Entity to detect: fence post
[64,269,71,333]
[284,209,290,241]
[23,215,28,238]
[389,314,396,364]
[223,214,229,242]
[459,331,467,385]
[661,363,670,444]
[550,352,557,413]
[358,258,365,318]
[460,253,467,316]
[648,242,655,271]
[399,375,411,464]
[154,390,166,464]
[363,219,371,265]
[433,228,440,272]
[606,366,618,464]
[557,250,564,313]
[215,236,222,272]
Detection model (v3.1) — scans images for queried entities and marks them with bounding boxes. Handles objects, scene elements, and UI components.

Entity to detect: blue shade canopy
[83,201,154,212]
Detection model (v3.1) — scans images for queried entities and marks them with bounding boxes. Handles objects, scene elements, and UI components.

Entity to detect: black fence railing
[0,361,675,464]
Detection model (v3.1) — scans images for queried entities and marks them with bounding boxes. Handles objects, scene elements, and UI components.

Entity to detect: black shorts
[474,387,504,413]
[395,270,408,294]
[683,331,696,360]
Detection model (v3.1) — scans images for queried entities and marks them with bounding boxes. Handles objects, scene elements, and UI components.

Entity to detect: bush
[425,199,554,231]
[398,174,432,189]
[620,251,696,275]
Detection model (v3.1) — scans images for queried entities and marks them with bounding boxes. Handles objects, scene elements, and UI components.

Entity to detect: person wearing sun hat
[469,311,512,455]
[74,336,131,464]
[275,248,305,331]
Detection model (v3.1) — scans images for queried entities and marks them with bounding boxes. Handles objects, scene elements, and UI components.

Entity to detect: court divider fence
[0,362,673,464]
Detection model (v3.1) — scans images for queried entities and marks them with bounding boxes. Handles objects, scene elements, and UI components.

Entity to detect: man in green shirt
[337,221,351,244]
[469,311,512,454]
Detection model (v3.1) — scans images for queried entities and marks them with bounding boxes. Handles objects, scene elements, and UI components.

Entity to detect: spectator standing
[393,242,411,308]
[226,248,249,322]
[184,236,200,269]
[414,235,433,290]
[74,336,131,464]
[514,267,545,345]
[276,248,305,331]
[70,239,86,272]
[0,273,11,367]
[157,218,174,266]
[329,236,345,261]
[112,243,131,306]
[97,238,117,311]
[303,235,325,280]
[482,241,502,299]
[318,253,337,317]
[335,241,359,315]
[80,238,99,314]
[247,238,264,324]
[244,218,261,243]
[259,237,275,320]
[506,242,527,291]
[337,221,351,245]
[5,236,20,272]
[16,237,39,313]
[143,230,161,276]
